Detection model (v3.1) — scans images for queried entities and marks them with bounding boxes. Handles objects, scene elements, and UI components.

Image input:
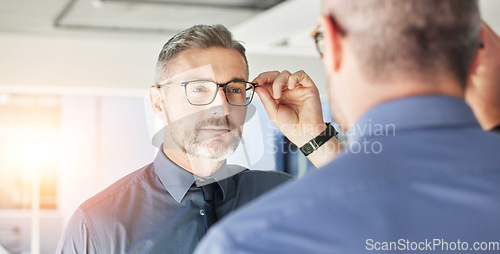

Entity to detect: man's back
[197,96,500,253]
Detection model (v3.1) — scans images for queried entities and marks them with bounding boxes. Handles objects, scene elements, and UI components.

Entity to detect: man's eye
[228,88,242,93]
[191,87,208,93]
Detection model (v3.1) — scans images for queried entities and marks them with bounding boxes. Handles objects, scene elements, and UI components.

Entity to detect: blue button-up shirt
[56,148,291,254]
[196,96,500,254]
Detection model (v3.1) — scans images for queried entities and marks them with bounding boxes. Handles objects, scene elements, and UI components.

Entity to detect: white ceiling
[0,0,308,48]
[0,0,499,50]
[0,0,498,46]
[0,0,321,56]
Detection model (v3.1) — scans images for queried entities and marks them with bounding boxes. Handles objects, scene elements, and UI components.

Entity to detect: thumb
[255,87,278,121]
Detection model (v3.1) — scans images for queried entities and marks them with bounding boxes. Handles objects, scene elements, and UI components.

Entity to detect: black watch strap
[299,122,338,156]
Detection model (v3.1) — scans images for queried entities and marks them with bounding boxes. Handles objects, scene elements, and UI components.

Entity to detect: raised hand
[254,70,341,167]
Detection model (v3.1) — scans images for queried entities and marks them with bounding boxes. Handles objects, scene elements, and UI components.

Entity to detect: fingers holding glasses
[252,70,317,100]
[252,70,325,146]
[252,70,287,100]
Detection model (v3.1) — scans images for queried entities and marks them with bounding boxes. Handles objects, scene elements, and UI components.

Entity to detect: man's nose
[210,87,230,116]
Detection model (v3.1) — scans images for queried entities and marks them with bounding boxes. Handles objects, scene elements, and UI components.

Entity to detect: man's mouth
[200,126,230,132]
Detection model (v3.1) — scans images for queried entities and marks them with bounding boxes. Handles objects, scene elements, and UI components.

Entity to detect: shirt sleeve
[55,208,98,254]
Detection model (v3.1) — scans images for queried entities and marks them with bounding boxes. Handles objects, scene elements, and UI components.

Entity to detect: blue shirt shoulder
[195,96,500,254]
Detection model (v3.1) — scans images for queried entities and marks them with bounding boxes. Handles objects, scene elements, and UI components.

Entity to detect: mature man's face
[159,47,248,160]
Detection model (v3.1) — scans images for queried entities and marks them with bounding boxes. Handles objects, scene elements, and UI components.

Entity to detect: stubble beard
[171,117,241,161]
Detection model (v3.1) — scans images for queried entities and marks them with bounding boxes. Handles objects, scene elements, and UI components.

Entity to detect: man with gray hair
[196,0,500,253]
[56,23,336,253]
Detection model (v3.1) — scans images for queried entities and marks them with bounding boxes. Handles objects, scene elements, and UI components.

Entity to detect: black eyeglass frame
[156,80,258,106]
[311,16,346,57]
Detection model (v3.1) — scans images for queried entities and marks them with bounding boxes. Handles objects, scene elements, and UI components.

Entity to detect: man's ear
[321,15,343,73]
[468,24,486,77]
[149,85,167,121]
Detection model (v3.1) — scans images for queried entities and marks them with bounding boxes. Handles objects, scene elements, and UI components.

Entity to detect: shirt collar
[153,147,246,203]
[153,148,195,203]
[346,95,481,145]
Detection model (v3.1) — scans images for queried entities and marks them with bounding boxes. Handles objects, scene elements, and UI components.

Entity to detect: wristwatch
[299,122,338,156]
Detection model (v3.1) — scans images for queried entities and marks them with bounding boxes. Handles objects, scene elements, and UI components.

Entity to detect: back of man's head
[323,0,481,87]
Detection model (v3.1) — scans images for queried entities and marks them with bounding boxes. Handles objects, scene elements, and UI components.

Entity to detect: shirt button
[200,209,205,216]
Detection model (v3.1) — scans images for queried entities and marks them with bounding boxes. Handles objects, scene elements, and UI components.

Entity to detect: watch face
[301,143,315,156]
[300,123,338,156]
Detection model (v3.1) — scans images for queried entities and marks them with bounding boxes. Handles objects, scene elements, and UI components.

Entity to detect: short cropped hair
[323,0,481,87]
[155,24,248,83]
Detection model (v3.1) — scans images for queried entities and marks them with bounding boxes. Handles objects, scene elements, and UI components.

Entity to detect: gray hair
[323,0,481,87]
[155,24,248,83]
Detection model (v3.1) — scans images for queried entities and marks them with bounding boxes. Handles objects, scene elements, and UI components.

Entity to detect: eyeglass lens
[185,81,254,106]
[315,32,324,56]
[312,25,324,57]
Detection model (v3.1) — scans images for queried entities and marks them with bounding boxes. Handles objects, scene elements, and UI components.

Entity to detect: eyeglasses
[311,25,325,57]
[311,16,346,57]
[157,80,257,106]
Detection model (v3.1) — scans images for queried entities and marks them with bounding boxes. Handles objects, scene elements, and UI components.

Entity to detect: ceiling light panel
[55,0,286,33]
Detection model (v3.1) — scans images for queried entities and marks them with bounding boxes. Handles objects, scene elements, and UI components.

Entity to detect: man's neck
[162,147,225,177]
